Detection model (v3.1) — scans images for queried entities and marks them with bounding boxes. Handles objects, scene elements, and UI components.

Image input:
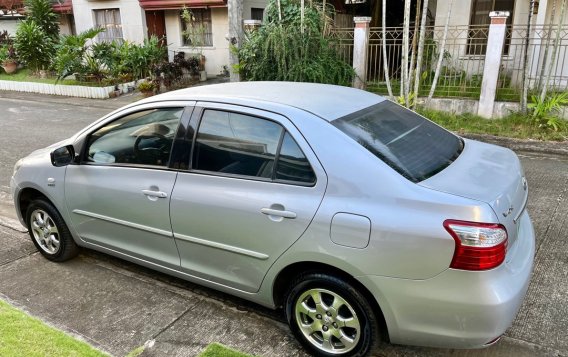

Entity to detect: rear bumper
[358,210,535,349]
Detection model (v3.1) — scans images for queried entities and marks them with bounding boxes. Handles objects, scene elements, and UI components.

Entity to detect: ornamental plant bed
[0,69,136,99]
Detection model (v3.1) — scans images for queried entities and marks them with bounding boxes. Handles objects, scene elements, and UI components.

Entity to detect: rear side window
[193,110,282,178]
[192,109,316,184]
[275,133,316,184]
[333,101,463,182]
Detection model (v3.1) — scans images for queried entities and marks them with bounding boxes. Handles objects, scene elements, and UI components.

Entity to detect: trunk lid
[420,139,528,248]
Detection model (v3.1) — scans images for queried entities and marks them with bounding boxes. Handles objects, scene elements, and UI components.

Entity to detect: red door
[145,10,167,46]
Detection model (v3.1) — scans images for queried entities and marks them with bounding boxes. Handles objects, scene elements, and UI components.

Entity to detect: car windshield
[333,100,463,183]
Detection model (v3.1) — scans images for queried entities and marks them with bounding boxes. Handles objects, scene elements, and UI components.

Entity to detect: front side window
[181,9,213,47]
[94,9,123,43]
[86,108,184,167]
[192,109,316,184]
[333,101,463,183]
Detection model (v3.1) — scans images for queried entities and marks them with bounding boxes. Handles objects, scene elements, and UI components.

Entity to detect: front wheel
[26,199,79,262]
[285,273,380,357]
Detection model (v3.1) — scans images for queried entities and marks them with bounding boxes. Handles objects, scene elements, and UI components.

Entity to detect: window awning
[52,0,72,14]
[138,0,227,10]
[0,0,70,15]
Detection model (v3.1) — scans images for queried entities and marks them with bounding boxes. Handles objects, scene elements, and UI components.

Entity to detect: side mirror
[50,145,75,167]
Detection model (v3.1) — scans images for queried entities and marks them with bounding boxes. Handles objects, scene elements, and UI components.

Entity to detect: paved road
[0,91,566,357]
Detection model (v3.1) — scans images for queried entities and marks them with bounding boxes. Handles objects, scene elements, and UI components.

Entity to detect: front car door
[170,103,327,292]
[65,103,192,268]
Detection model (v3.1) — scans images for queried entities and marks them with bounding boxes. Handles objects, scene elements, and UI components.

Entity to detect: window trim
[93,8,124,43]
[79,106,188,170]
[184,106,317,187]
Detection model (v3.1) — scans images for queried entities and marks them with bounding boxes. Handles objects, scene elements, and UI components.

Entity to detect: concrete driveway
[0,91,567,357]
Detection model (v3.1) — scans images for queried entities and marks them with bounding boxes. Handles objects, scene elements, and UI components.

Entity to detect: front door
[170,103,327,292]
[65,106,187,268]
[146,10,167,46]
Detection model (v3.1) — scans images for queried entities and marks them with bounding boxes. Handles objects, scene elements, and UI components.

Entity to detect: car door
[170,103,327,293]
[65,103,192,269]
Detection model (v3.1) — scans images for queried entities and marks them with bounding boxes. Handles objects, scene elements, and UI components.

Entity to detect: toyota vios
[11,82,535,356]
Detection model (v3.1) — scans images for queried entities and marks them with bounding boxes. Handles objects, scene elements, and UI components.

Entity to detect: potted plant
[0,44,18,74]
[137,80,156,97]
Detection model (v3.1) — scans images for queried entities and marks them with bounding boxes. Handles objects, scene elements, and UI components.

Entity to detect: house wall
[164,0,266,78]
[69,0,267,78]
[72,0,146,43]
[244,0,266,20]
[165,8,229,77]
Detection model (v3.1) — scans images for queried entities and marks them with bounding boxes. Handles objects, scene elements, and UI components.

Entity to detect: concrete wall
[72,0,146,43]
[0,17,22,35]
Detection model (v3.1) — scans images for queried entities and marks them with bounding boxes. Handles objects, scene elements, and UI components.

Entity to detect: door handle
[260,207,297,219]
[142,189,168,198]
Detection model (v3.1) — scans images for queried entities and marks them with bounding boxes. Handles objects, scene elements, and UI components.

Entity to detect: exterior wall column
[352,17,371,89]
[478,11,510,118]
[228,0,243,82]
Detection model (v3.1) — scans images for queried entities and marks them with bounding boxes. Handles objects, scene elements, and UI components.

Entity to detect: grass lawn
[0,68,109,87]
[199,343,254,357]
[0,299,107,357]
[417,108,568,141]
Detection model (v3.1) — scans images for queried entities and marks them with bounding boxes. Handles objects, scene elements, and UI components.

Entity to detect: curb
[462,133,568,157]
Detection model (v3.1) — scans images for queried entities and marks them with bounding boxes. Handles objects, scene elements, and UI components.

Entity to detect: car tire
[26,199,79,262]
[285,272,380,357]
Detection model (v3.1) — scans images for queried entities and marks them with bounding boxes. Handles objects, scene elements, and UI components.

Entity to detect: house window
[467,0,514,55]
[94,9,123,43]
[251,8,264,21]
[181,9,213,47]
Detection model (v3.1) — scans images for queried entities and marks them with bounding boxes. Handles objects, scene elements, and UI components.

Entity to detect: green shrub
[528,92,568,131]
[237,0,354,86]
[24,0,60,40]
[14,20,54,72]
[54,28,103,81]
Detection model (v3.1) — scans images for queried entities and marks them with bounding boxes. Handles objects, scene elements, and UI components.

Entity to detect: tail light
[444,220,508,271]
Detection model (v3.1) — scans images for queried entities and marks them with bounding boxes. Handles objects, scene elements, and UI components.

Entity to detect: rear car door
[65,103,192,268]
[170,103,327,292]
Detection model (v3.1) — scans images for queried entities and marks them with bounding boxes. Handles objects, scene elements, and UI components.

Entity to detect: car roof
[145,81,385,121]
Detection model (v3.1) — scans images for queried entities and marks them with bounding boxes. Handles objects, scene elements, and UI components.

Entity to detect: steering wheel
[134,132,170,165]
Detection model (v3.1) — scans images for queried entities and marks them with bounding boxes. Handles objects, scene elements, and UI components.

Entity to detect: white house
[66,0,267,77]
[0,0,266,78]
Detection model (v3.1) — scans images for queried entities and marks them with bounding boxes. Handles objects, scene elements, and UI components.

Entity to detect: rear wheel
[285,273,380,357]
[26,199,79,262]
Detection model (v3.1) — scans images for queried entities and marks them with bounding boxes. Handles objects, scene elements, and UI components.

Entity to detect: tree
[540,0,567,101]
[428,0,453,102]
[412,0,429,109]
[24,0,59,40]
[401,0,411,103]
[236,0,354,86]
[381,0,393,97]
[521,0,536,114]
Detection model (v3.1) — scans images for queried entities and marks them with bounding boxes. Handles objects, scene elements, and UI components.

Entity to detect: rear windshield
[333,101,463,182]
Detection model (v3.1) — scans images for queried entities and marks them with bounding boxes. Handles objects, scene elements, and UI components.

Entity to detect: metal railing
[331,24,568,102]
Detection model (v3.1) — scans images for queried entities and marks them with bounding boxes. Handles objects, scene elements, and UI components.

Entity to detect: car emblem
[503,205,514,217]
[522,177,528,191]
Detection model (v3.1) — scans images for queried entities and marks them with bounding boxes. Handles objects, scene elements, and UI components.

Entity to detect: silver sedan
[11,82,534,356]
